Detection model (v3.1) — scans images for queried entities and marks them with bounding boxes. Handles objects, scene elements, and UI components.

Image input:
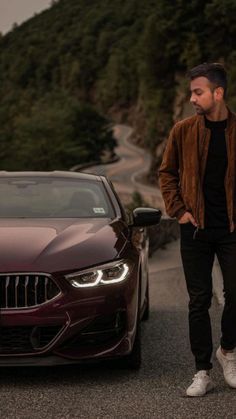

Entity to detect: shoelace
[191,373,208,386]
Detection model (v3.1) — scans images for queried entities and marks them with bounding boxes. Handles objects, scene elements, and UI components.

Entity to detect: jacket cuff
[175,207,187,220]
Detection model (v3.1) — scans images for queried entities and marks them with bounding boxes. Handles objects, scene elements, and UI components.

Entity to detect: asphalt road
[82,125,164,210]
[0,241,235,419]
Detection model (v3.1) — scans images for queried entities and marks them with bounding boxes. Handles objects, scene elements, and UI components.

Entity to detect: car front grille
[0,325,63,354]
[0,273,61,309]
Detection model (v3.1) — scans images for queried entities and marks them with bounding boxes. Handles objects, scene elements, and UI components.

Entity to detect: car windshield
[0,177,115,218]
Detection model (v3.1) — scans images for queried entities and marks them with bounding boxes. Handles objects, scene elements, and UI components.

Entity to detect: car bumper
[0,267,139,365]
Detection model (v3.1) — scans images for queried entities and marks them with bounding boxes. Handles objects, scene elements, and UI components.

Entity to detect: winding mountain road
[82,125,165,211]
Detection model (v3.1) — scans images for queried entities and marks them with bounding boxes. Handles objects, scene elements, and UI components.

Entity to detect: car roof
[0,170,104,182]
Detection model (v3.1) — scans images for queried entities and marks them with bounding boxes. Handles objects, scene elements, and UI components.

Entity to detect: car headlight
[65,260,132,288]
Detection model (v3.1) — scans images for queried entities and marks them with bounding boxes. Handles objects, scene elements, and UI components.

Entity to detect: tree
[0,91,116,170]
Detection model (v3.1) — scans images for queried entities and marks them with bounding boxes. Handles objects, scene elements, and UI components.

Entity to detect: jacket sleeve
[158,125,187,220]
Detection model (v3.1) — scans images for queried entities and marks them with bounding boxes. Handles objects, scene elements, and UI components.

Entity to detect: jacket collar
[226,107,236,131]
[196,106,236,131]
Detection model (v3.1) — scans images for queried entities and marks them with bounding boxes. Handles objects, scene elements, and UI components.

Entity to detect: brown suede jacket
[159,108,236,231]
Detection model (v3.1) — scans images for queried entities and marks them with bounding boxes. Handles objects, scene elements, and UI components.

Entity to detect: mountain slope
[0,0,236,173]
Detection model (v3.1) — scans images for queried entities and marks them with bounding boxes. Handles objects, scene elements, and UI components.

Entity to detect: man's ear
[214,86,224,101]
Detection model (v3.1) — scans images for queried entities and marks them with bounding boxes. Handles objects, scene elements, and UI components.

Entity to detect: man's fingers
[189,214,197,226]
[179,212,198,226]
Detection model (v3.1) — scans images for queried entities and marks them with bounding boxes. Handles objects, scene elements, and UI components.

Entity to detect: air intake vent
[0,325,62,354]
[0,274,60,309]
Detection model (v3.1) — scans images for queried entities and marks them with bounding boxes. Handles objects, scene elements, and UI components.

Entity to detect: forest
[0,0,236,172]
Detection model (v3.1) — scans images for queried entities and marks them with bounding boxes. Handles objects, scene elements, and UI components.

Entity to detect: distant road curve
[82,124,165,211]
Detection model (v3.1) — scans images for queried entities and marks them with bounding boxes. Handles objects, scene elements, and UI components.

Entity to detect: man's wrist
[176,208,188,220]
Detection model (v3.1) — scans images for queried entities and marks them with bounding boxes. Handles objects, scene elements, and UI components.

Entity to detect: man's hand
[179,211,197,226]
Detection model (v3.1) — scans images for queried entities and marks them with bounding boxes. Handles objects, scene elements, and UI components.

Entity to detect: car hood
[0,218,128,273]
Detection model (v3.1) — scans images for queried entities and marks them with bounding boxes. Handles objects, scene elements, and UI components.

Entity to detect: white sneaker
[216,346,236,388]
[186,370,214,397]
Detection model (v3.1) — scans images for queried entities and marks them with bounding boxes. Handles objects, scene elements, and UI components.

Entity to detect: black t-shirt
[203,117,228,228]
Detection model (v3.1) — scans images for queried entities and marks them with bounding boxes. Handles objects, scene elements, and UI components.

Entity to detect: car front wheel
[142,279,150,321]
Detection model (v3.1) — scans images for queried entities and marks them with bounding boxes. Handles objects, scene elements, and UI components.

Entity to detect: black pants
[180,223,236,371]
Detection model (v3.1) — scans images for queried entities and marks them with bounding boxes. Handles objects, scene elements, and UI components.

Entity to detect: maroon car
[0,171,161,368]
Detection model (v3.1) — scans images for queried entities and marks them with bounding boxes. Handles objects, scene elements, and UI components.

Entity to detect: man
[159,63,236,396]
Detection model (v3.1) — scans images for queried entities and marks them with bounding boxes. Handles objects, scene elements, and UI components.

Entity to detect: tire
[142,279,150,321]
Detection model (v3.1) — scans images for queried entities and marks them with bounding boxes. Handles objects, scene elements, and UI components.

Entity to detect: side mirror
[132,207,162,227]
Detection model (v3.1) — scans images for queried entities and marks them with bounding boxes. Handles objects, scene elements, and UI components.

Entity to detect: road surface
[82,125,164,210]
[0,241,234,419]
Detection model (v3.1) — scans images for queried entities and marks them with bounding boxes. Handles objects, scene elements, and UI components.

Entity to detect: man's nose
[190,93,196,103]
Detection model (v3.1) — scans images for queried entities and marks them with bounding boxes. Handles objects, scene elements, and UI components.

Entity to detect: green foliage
[0,0,235,172]
[227,51,236,110]
[126,191,149,213]
[180,33,202,69]
[0,91,116,170]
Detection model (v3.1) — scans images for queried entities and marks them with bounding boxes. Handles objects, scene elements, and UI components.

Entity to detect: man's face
[190,76,219,115]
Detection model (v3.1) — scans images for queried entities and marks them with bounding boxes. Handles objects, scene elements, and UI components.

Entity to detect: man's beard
[194,105,214,115]
[194,105,205,114]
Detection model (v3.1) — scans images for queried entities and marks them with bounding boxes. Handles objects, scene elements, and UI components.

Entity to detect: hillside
[0,0,236,173]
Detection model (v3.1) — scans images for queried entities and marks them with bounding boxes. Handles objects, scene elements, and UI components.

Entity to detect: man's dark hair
[187,63,227,98]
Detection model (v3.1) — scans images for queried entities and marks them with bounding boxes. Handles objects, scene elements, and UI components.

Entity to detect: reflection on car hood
[0,218,128,273]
